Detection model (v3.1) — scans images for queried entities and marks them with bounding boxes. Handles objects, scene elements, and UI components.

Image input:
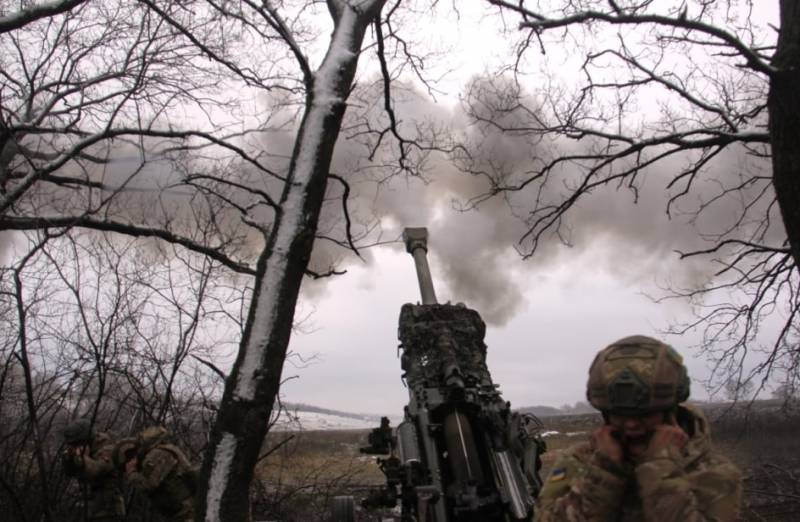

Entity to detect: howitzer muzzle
[403,227,438,305]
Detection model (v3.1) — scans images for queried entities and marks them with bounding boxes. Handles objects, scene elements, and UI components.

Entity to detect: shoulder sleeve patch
[549,467,567,482]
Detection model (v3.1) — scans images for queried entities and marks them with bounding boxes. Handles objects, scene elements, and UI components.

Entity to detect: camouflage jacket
[128,443,196,522]
[535,405,741,522]
[62,432,125,521]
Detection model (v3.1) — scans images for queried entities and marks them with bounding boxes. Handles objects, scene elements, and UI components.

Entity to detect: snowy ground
[271,409,398,431]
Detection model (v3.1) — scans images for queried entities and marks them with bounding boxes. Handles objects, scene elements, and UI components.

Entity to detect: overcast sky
[1,2,781,417]
[283,241,707,414]
[269,1,787,416]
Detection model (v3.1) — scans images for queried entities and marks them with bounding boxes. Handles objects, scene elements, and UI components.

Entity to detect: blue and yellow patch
[549,467,566,482]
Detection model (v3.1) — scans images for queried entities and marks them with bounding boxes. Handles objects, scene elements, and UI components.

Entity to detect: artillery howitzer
[343,228,546,522]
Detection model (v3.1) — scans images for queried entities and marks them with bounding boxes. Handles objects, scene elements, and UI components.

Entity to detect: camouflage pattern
[62,430,125,521]
[587,335,690,415]
[398,302,492,388]
[126,427,196,522]
[535,404,742,521]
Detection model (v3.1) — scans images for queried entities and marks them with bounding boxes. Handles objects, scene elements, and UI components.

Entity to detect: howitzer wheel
[332,495,355,522]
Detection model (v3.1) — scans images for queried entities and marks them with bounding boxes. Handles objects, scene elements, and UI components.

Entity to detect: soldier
[360,416,393,454]
[62,418,125,522]
[536,335,742,522]
[114,426,197,522]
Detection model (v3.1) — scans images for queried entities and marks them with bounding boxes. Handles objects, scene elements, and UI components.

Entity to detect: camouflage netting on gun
[398,303,493,388]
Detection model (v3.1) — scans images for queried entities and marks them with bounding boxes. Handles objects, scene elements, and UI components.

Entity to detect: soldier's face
[607,411,665,458]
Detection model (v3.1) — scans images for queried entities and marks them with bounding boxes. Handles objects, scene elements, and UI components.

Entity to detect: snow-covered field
[271,409,394,431]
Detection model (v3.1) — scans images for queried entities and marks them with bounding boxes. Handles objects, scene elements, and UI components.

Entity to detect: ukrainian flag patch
[550,467,566,482]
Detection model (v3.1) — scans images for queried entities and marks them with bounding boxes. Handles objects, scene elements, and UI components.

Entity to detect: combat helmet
[586,335,690,415]
[64,418,94,445]
[137,426,168,450]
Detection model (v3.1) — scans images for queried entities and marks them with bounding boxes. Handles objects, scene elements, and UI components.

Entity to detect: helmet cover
[587,335,690,415]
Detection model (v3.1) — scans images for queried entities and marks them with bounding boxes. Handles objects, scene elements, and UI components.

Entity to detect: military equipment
[64,418,94,445]
[354,227,546,522]
[587,335,690,415]
[360,416,393,455]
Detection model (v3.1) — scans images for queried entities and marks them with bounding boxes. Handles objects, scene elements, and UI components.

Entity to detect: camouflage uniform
[62,422,125,522]
[535,335,741,522]
[536,404,741,521]
[123,427,196,522]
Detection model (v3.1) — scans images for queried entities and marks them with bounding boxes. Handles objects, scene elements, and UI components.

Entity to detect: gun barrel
[403,227,439,305]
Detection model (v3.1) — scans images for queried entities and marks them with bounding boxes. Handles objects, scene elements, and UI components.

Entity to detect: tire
[332,495,355,522]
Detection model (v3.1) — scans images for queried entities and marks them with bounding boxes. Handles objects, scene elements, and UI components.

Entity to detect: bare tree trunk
[12,248,53,522]
[197,2,386,521]
[769,0,800,266]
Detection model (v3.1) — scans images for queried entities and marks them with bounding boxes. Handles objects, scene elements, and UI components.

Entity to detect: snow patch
[314,7,357,106]
[205,432,237,522]
[234,4,365,402]
[272,410,382,431]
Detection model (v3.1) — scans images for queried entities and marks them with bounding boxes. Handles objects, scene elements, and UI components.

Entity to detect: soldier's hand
[590,425,624,463]
[645,417,688,457]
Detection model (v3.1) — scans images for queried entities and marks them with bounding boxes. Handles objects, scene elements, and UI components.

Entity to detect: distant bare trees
[0,227,232,521]
[473,0,799,397]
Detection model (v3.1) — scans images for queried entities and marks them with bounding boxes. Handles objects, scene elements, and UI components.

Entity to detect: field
[253,405,800,521]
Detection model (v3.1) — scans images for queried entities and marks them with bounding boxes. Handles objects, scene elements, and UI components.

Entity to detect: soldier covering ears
[536,335,742,522]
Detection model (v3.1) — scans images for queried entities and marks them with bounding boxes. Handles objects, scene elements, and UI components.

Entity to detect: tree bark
[769,0,800,266]
[195,2,386,521]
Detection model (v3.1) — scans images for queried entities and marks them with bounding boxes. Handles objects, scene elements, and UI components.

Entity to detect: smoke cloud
[4,77,781,331]
[305,76,782,326]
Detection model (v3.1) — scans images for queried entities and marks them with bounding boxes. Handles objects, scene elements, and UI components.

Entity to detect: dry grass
[253,430,385,521]
[253,405,800,521]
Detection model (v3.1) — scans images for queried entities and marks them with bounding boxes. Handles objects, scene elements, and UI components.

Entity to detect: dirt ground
[255,404,800,521]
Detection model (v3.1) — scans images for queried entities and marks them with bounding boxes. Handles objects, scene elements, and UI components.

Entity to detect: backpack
[158,443,199,494]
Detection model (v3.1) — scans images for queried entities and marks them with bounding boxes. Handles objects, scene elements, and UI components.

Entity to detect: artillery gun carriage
[335,228,545,522]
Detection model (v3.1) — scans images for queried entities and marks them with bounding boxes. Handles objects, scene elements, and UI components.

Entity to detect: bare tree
[469,0,799,394]
[0,226,234,521]
[2,0,449,519]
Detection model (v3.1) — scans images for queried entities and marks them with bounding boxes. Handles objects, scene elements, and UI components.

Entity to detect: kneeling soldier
[115,427,197,522]
[62,418,125,522]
